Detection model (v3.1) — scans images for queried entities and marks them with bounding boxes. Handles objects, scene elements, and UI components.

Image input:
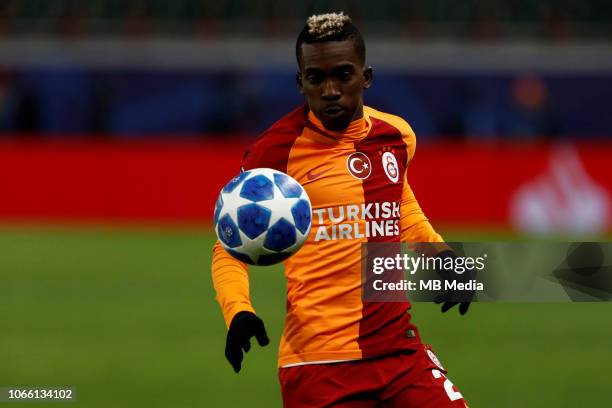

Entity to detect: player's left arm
[398,120,444,245]
[399,126,471,315]
[367,109,443,244]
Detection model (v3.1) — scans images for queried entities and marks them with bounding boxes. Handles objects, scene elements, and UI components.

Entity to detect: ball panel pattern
[213,194,223,226]
[237,203,271,239]
[217,214,242,248]
[222,172,249,194]
[291,199,311,235]
[226,248,255,265]
[274,173,302,198]
[215,168,312,266]
[240,175,274,202]
[264,218,296,251]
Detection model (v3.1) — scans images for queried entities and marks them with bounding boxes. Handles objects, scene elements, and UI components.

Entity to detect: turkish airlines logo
[382,152,399,183]
[347,152,372,180]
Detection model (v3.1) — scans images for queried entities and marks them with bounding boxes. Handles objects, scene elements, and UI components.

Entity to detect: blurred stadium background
[1,1,611,407]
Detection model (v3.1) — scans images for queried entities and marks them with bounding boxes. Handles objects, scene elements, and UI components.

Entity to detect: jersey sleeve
[211,151,259,328]
[211,241,255,327]
[400,178,443,243]
[400,124,443,244]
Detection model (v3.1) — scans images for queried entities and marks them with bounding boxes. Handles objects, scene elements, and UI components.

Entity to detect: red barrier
[0,139,244,222]
[0,138,611,232]
[409,141,612,233]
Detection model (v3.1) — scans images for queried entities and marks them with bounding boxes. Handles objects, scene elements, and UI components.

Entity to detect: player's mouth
[323,105,345,117]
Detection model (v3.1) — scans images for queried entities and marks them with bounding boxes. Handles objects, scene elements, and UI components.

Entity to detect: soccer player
[212,12,470,407]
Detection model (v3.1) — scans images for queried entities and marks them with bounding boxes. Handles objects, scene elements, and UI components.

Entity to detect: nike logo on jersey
[306,166,334,180]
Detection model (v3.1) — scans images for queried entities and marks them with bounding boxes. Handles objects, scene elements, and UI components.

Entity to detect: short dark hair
[295,12,366,66]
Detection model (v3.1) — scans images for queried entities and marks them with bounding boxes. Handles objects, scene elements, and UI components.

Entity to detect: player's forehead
[299,40,361,71]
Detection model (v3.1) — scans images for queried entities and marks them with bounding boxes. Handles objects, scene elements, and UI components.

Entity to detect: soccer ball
[214,168,312,266]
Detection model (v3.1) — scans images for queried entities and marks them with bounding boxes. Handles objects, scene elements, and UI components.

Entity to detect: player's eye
[306,74,323,84]
[338,72,352,81]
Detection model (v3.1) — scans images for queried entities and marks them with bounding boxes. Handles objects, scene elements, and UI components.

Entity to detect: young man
[212,12,469,407]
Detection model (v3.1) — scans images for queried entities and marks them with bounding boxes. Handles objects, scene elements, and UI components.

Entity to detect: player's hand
[434,250,474,315]
[435,299,471,315]
[225,311,270,373]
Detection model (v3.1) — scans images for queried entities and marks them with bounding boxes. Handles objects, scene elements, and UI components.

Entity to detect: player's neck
[307,108,370,140]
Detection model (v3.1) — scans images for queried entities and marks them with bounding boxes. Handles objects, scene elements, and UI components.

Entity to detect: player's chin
[320,114,351,132]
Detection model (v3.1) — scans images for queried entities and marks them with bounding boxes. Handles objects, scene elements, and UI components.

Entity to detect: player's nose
[321,79,341,99]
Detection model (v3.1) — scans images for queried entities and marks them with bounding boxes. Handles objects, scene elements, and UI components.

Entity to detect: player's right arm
[211,244,269,372]
[211,140,265,327]
[211,142,271,373]
[212,108,303,371]
[211,242,255,327]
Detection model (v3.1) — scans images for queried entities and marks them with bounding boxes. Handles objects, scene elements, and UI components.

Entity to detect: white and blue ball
[214,168,312,265]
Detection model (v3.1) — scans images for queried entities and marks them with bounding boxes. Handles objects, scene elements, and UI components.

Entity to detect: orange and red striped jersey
[212,105,443,367]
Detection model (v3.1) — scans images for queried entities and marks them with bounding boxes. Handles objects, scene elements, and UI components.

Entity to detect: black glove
[436,298,471,315]
[434,250,474,315]
[225,311,270,373]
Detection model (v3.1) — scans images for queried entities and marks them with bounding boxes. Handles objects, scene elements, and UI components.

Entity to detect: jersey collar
[306,108,371,141]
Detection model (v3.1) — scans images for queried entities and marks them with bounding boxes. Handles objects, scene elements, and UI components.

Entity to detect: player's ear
[363,66,373,89]
[296,72,304,93]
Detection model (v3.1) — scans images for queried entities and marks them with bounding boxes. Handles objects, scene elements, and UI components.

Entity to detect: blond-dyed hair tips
[306,12,352,39]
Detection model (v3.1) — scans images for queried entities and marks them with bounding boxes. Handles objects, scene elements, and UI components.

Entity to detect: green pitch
[0,226,610,407]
